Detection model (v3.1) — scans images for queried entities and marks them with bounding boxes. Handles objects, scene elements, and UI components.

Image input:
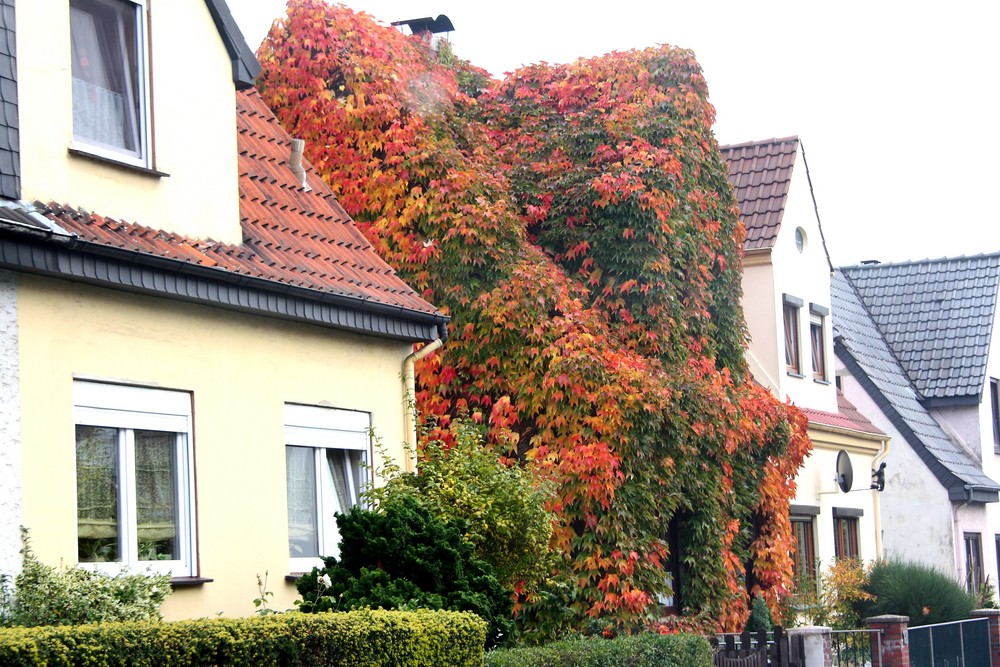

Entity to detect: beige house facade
[722,138,888,595]
[0,0,448,619]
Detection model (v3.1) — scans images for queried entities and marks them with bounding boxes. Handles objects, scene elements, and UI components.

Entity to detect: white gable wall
[767,167,837,413]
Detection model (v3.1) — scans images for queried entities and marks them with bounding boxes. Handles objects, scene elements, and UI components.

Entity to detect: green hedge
[485,632,714,667]
[0,609,486,667]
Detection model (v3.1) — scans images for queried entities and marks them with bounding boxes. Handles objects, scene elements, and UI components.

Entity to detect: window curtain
[811,324,824,377]
[70,1,140,153]
[134,430,178,560]
[783,305,799,371]
[76,425,120,561]
[286,446,319,558]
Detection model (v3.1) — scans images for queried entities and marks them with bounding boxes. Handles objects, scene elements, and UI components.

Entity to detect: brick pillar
[971,609,1000,667]
[867,615,909,667]
[788,626,833,667]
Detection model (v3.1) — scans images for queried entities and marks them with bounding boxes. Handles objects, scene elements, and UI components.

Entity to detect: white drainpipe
[401,339,443,472]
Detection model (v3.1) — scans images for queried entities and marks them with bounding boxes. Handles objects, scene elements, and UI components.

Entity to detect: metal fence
[908,617,991,667]
[831,629,882,667]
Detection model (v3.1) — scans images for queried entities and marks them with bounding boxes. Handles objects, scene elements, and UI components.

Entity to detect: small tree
[367,418,556,594]
[296,496,513,647]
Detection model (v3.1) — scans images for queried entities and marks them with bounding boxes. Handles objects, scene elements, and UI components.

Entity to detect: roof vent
[288,138,312,192]
[860,259,881,265]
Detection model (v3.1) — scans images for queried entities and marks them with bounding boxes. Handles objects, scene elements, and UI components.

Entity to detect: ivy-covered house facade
[833,254,1000,593]
[0,0,447,618]
[722,137,888,593]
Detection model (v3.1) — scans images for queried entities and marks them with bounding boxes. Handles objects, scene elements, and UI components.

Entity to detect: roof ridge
[719,135,799,151]
[840,251,1000,271]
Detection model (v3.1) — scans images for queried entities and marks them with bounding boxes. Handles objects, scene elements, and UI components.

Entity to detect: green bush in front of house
[858,560,975,627]
[484,632,713,667]
[0,530,170,627]
[0,609,486,667]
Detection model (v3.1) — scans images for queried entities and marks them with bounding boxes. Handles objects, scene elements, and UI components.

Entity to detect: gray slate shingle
[841,254,1000,402]
[832,270,1000,499]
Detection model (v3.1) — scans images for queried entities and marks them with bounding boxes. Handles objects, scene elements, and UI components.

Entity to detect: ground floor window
[833,516,859,559]
[966,532,984,594]
[74,381,194,576]
[792,517,817,589]
[285,403,370,572]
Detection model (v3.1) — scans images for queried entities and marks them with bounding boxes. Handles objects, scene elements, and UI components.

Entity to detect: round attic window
[794,227,807,253]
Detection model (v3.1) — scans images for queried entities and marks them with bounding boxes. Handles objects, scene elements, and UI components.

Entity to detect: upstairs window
[810,304,829,382]
[70,0,150,166]
[74,381,195,577]
[285,404,371,572]
[783,294,803,375]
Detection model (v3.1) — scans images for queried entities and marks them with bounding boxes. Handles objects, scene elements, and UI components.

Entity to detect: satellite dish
[836,450,854,493]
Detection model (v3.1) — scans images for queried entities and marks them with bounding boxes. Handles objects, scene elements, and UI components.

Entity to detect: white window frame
[285,404,371,573]
[69,0,152,168]
[73,381,195,577]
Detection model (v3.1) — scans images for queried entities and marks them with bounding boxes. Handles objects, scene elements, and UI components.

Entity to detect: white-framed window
[73,381,195,577]
[285,404,371,572]
[69,0,151,167]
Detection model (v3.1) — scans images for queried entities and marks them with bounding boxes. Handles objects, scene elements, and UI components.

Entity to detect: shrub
[859,560,974,626]
[0,530,170,627]
[0,609,485,667]
[484,632,713,667]
[744,595,774,632]
[295,495,513,647]
[366,418,556,593]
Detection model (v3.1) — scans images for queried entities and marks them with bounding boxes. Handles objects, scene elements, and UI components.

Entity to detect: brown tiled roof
[38,89,441,319]
[800,391,886,437]
[719,137,798,252]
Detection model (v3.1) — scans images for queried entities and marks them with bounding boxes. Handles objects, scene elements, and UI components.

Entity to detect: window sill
[786,371,805,379]
[813,378,831,385]
[68,148,170,178]
[169,576,213,588]
[286,573,306,583]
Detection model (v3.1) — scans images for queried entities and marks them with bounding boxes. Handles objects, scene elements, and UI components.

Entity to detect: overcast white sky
[230,1,1000,267]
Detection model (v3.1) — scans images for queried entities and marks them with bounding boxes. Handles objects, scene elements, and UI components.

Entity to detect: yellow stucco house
[0,0,448,618]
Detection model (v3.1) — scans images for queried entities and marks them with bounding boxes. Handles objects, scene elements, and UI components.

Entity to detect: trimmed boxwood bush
[484,632,713,667]
[0,609,486,667]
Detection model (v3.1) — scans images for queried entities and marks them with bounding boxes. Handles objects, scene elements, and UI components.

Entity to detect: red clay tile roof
[37,88,441,319]
[800,391,886,437]
[719,137,798,252]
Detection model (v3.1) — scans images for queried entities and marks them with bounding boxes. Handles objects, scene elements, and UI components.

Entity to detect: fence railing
[831,629,882,667]
[908,617,991,667]
[710,627,806,667]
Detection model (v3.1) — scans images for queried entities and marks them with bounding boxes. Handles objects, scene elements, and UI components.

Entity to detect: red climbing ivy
[257,0,810,635]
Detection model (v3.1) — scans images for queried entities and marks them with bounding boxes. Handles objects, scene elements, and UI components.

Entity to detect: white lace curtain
[70,0,140,153]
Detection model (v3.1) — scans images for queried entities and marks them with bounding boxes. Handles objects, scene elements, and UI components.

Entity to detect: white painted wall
[769,167,837,413]
[837,366,960,576]
[0,270,22,580]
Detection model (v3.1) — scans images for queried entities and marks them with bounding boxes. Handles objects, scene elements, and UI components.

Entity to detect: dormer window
[70,0,150,168]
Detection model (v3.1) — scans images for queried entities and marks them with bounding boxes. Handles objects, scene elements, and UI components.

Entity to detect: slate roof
[840,254,1000,404]
[719,137,798,252]
[800,392,885,437]
[0,0,19,200]
[2,88,448,342]
[832,269,1000,501]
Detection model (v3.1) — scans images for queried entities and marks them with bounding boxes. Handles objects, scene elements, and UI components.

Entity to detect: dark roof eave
[922,394,982,409]
[0,234,449,343]
[203,0,263,89]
